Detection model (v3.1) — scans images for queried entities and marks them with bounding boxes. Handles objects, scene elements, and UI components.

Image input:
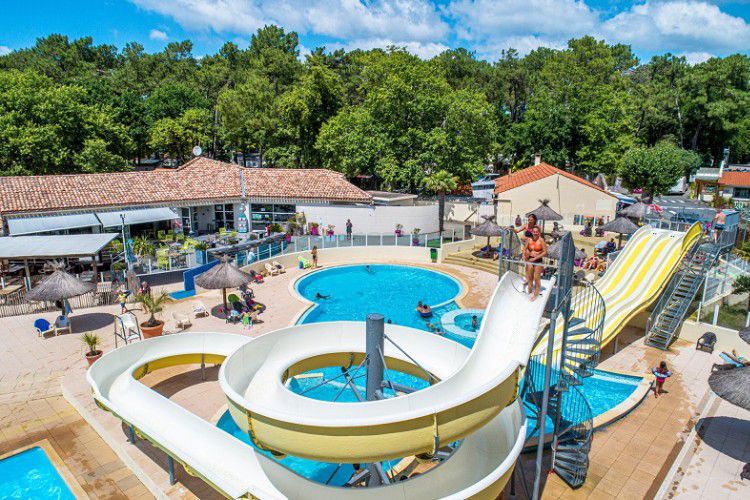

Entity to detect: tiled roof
[718,171,750,187]
[0,157,371,215]
[494,162,615,197]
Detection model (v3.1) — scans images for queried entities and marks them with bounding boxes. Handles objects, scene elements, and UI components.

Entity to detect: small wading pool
[440,309,485,339]
[0,447,75,500]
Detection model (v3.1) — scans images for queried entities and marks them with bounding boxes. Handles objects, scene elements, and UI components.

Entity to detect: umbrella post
[618,233,623,250]
[222,288,227,313]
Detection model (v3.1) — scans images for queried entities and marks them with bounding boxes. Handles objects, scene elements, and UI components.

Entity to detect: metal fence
[0,282,119,319]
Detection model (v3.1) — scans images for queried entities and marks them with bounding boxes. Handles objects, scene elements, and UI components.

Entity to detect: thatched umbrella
[620,200,650,220]
[526,199,562,234]
[471,215,504,255]
[739,328,750,345]
[547,238,586,261]
[27,262,94,313]
[708,366,750,411]
[195,255,252,312]
[599,216,639,249]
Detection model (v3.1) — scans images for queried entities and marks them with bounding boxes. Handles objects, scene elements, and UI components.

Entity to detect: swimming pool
[296,264,462,330]
[0,447,75,499]
[441,309,485,339]
[216,411,400,486]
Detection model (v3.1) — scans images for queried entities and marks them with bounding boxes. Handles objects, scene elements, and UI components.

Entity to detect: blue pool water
[0,447,74,499]
[168,289,196,300]
[297,264,461,330]
[454,312,483,333]
[216,412,399,486]
[288,366,431,403]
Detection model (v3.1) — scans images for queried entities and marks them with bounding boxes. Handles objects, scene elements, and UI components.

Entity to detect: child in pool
[652,361,672,397]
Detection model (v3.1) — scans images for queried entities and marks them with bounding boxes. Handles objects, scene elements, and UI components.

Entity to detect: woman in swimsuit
[523,225,547,301]
[513,214,538,241]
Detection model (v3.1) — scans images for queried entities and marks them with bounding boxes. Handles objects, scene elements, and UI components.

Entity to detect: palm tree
[422,170,459,234]
[732,274,750,327]
[136,291,173,327]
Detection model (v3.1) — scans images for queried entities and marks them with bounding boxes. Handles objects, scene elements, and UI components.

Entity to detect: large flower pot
[85,350,103,366]
[141,320,165,338]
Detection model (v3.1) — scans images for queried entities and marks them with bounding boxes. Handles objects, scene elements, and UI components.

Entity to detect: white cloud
[0,46,11,56]
[149,29,168,41]
[601,1,750,53]
[679,51,714,64]
[132,0,448,42]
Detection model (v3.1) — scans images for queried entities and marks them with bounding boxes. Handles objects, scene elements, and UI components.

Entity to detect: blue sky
[2,0,749,63]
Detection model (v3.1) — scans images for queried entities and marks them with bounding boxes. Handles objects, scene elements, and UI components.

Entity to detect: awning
[608,191,637,204]
[96,207,180,227]
[7,213,101,236]
[0,233,118,259]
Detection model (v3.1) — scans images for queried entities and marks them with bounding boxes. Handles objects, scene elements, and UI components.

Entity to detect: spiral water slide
[533,222,702,357]
[87,272,552,499]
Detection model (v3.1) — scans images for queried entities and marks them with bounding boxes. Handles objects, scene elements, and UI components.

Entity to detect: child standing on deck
[652,361,672,397]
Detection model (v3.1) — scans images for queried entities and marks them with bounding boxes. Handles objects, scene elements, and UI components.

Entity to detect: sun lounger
[172,312,192,329]
[34,318,55,338]
[265,263,280,276]
[272,261,286,273]
[192,301,209,318]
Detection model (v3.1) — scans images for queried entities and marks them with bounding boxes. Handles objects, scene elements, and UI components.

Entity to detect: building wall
[296,203,439,234]
[495,174,617,224]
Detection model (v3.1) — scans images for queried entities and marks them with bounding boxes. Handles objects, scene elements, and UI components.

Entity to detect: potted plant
[137,291,172,338]
[82,332,103,366]
[310,222,320,236]
[395,224,403,237]
[412,228,421,246]
[194,241,209,265]
[326,224,335,238]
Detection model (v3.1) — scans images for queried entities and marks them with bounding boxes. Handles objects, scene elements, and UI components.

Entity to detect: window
[214,204,235,230]
[733,187,750,199]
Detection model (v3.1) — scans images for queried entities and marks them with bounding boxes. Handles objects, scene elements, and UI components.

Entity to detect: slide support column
[365,313,385,487]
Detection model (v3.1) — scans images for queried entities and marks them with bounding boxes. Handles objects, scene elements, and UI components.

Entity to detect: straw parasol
[526,199,562,234]
[194,255,252,312]
[739,328,750,345]
[708,366,750,411]
[547,238,586,261]
[598,216,639,249]
[27,262,94,308]
[620,200,650,219]
[471,215,504,255]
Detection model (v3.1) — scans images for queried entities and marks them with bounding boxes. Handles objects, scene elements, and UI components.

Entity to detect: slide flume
[87,272,552,499]
[534,222,702,358]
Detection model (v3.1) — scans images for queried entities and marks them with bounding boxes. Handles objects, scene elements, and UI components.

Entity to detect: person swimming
[416,301,432,317]
[315,292,330,299]
[471,315,478,330]
[365,265,373,273]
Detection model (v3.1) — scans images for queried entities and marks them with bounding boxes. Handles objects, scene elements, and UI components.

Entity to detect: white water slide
[87,272,552,499]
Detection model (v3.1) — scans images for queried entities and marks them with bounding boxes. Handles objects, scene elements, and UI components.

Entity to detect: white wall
[297,204,439,234]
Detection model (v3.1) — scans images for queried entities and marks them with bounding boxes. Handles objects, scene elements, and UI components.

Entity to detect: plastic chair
[54,315,71,335]
[114,313,142,347]
[192,301,209,318]
[34,318,55,338]
[696,332,717,353]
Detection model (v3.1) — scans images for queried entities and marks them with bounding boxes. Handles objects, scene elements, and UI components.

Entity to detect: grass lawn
[700,302,749,331]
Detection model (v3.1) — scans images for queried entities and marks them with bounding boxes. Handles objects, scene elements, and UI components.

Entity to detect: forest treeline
[0,26,748,192]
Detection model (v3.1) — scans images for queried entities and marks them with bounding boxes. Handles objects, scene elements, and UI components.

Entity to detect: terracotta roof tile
[493,162,615,197]
[0,158,371,215]
[719,171,750,187]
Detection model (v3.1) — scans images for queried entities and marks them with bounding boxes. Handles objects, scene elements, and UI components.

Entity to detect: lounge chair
[713,351,750,371]
[227,293,241,304]
[192,301,209,318]
[265,262,280,276]
[54,315,71,335]
[172,312,192,329]
[696,332,717,353]
[34,318,55,338]
[115,313,142,347]
[272,261,286,273]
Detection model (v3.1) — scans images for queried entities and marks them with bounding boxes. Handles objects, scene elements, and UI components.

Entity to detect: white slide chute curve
[87,271,552,499]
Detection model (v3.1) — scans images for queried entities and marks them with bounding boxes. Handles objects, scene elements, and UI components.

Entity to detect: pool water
[288,366,431,403]
[524,365,642,437]
[454,313,482,333]
[0,447,75,500]
[297,264,461,330]
[216,412,400,486]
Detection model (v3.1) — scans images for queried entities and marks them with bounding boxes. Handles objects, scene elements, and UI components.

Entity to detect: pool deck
[2,257,747,499]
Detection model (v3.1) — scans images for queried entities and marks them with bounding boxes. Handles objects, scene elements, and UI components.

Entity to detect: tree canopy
[0,30,748,191]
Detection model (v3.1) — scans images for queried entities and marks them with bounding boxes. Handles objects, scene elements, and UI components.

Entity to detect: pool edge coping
[0,438,90,500]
